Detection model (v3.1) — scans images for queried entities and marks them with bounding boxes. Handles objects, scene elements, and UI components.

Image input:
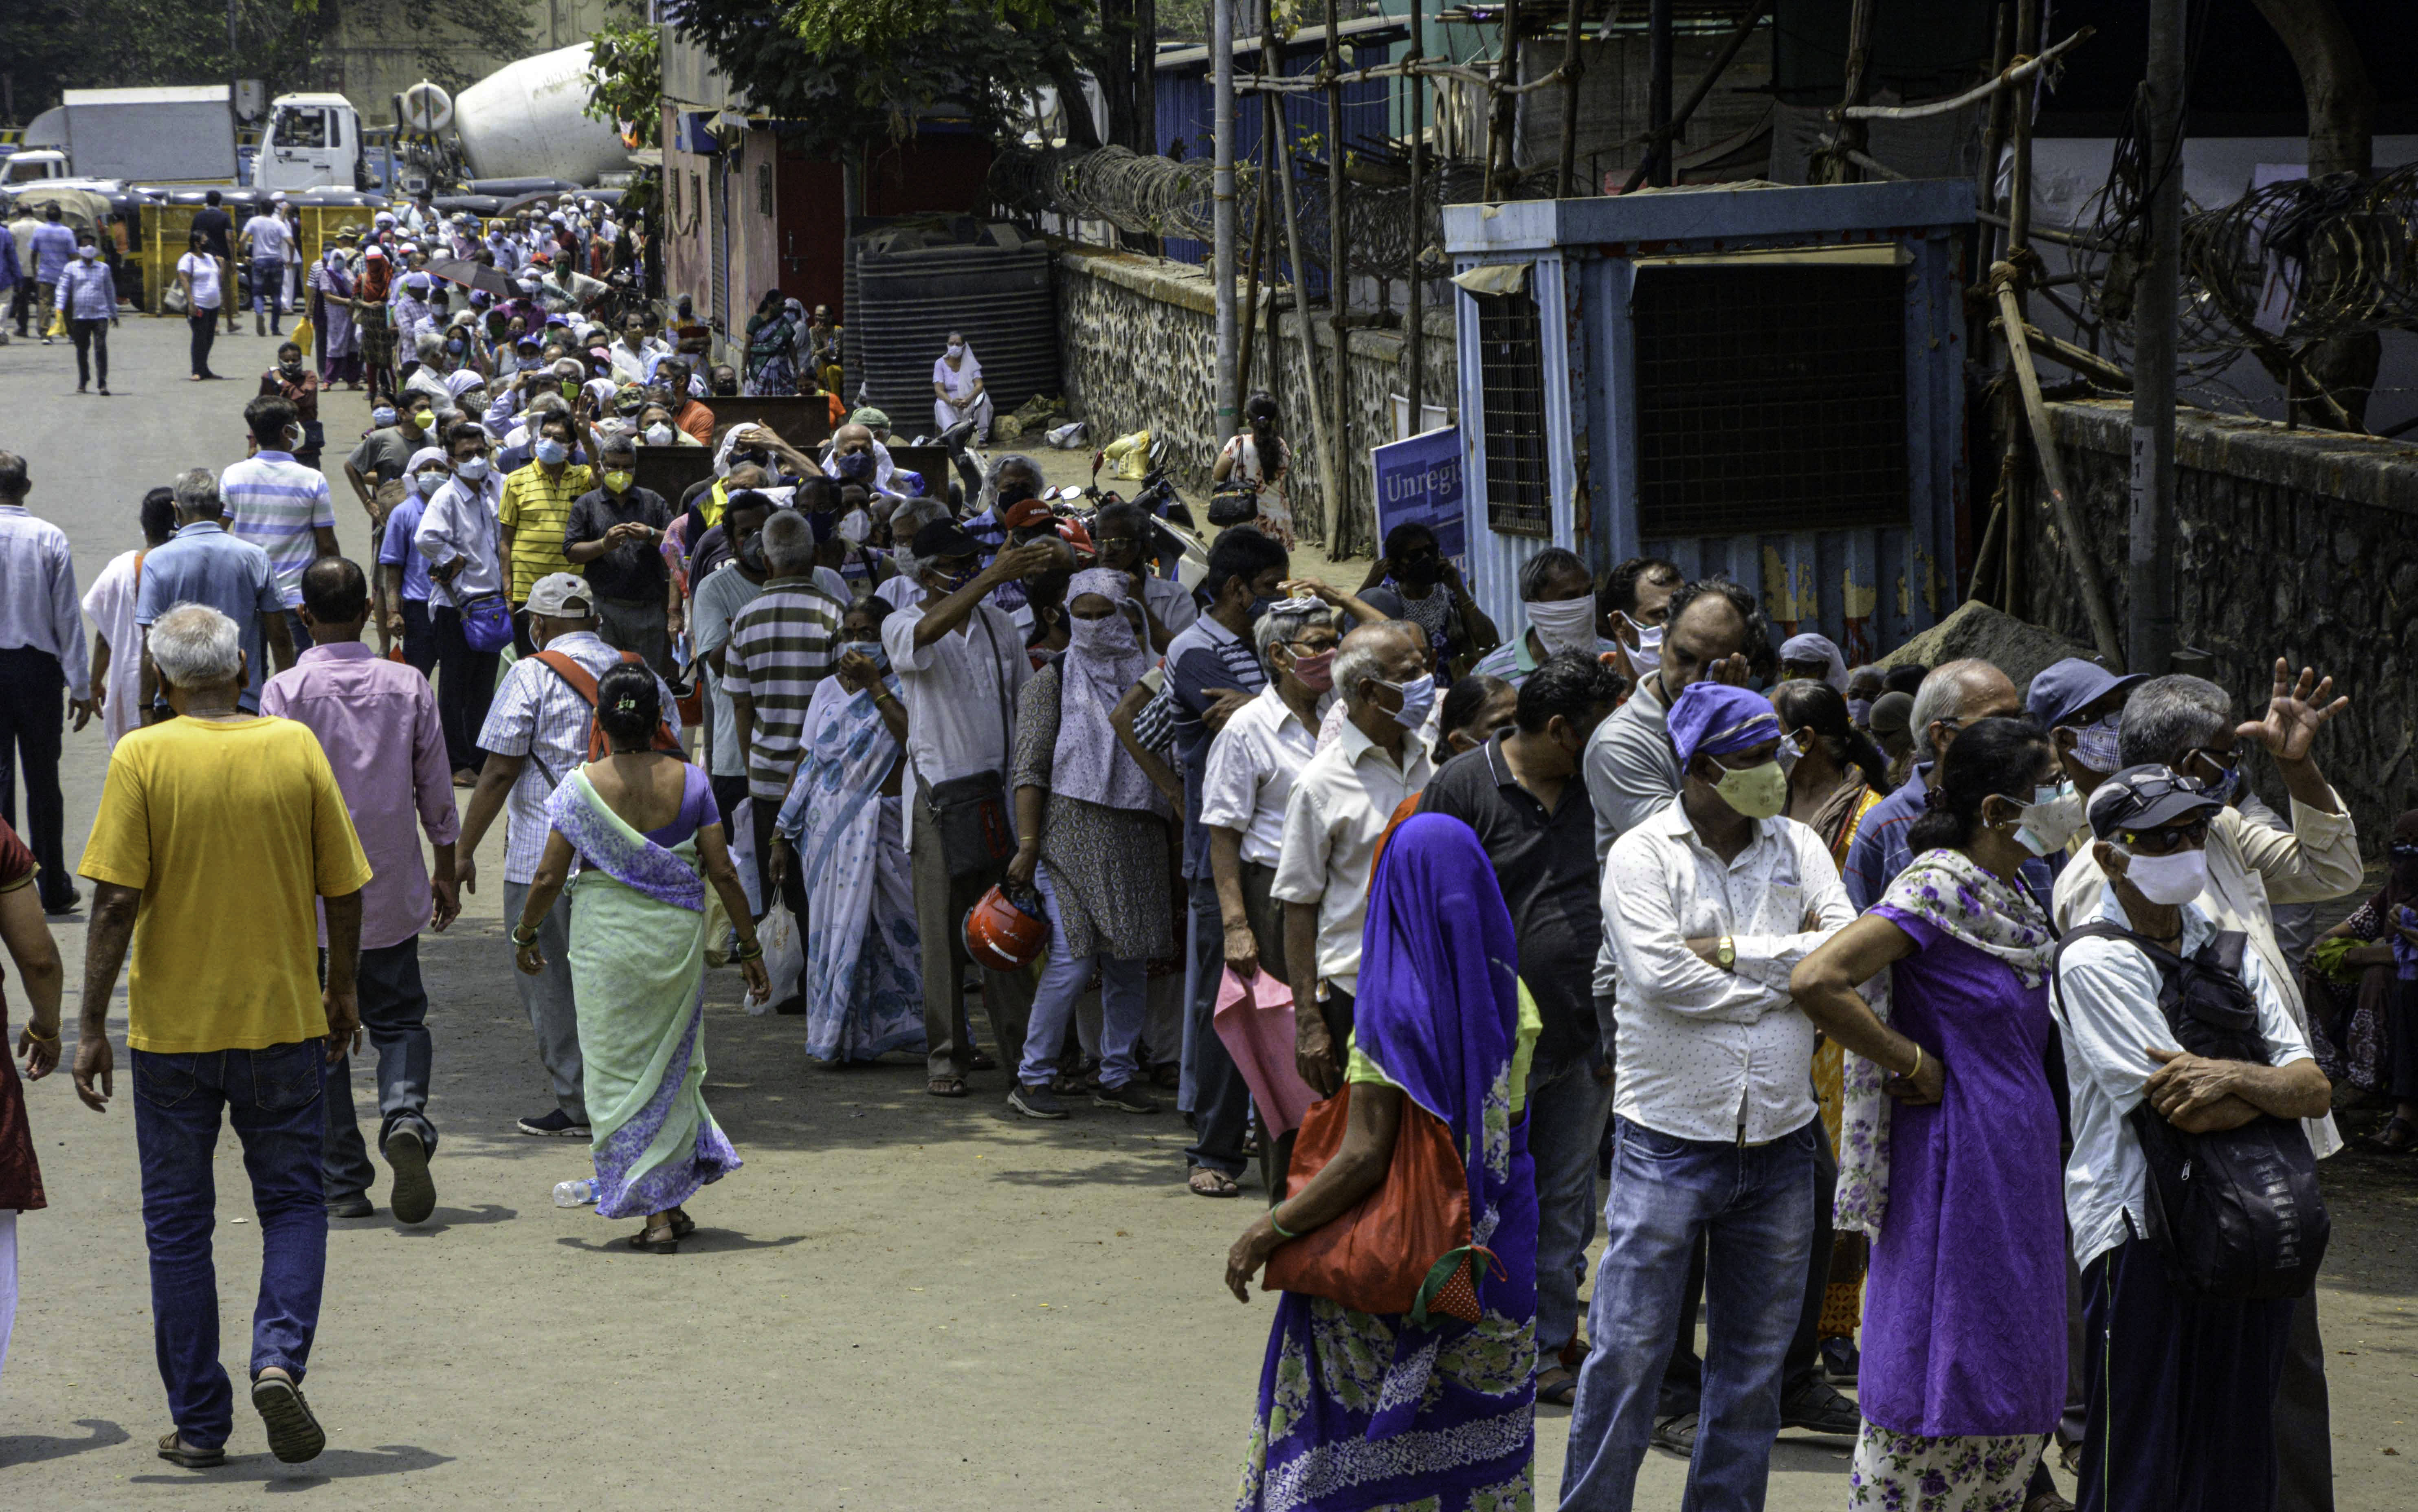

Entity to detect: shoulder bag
[921,611,1018,882]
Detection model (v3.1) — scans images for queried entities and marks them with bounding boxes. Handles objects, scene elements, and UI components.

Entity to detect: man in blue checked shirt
[24,205,77,341]
[54,235,119,394]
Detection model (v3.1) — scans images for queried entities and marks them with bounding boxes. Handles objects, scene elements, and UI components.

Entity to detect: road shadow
[0,1418,130,1466]
[127,1441,454,1486]
[382,1203,519,1237]
[552,1230,806,1256]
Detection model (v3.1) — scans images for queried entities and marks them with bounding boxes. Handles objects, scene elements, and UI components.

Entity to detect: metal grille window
[1476,290,1551,538]
[1632,264,1907,537]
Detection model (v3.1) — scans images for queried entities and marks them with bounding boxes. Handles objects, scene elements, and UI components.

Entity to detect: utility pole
[1646,0,1673,185]
[1404,0,1424,430]
[2128,0,2184,673]
[1213,0,1239,446]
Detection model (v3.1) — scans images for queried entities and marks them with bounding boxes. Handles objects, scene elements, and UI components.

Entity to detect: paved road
[0,318,2409,1508]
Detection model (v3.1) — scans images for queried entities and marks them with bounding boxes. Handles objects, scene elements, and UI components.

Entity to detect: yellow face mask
[603,470,634,493]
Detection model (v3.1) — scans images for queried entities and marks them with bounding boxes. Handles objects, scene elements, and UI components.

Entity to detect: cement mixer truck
[388,43,632,196]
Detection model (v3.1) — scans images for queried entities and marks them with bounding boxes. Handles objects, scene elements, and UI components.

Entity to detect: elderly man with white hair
[74,602,371,1468]
[1841,657,2035,909]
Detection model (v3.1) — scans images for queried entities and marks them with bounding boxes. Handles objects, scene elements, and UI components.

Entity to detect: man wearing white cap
[455,571,681,1136]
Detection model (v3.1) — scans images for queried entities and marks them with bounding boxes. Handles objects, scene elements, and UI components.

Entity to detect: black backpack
[2054,923,2329,1301]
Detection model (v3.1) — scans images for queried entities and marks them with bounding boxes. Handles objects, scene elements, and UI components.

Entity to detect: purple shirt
[260,640,459,949]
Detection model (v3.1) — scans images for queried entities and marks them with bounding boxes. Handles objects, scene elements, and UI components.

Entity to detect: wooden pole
[2007,0,2039,253]
[1235,132,1271,421]
[1556,0,1586,199]
[1620,0,1770,196]
[1996,277,2126,666]
[1646,0,1673,186]
[2128,0,2184,672]
[1825,0,1877,182]
[1325,0,1356,552]
[1273,18,1341,547]
[1973,1,2015,275]
[1483,0,1522,201]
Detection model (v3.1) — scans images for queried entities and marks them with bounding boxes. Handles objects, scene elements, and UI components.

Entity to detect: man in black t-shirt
[188,190,238,335]
[562,433,677,673]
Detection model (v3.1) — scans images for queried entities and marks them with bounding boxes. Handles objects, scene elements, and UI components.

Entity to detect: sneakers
[1092,1081,1159,1114]
[325,1193,374,1219]
[517,1108,590,1137]
[385,1128,436,1225]
[250,1371,326,1463]
[1007,1082,1068,1120]
[1779,1376,1863,1436]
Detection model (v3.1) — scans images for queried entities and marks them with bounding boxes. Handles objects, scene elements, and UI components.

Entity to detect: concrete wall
[1053,243,1457,555]
[2025,400,2418,849]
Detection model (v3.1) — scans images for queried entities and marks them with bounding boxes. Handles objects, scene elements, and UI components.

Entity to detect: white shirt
[475,630,681,885]
[880,598,1031,853]
[874,571,922,612]
[1139,574,1198,650]
[2053,890,2316,1270]
[2053,797,2354,1160]
[177,251,223,310]
[0,503,90,692]
[1601,797,1854,1145]
[242,214,291,261]
[1200,684,1321,868]
[1271,716,1435,996]
[81,547,145,748]
[413,472,506,606]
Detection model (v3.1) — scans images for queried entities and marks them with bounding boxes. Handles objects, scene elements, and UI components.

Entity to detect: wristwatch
[1715,935,1736,971]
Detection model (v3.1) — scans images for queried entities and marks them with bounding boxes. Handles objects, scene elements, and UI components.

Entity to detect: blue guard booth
[1443,180,1976,663]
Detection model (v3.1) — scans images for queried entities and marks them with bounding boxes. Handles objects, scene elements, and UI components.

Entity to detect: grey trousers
[503,880,586,1123]
[910,798,1034,1080]
[595,595,674,677]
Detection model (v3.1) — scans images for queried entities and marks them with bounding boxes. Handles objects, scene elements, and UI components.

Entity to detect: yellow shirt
[80,716,374,1053]
[1346,980,1545,1120]
[497,459,594,602]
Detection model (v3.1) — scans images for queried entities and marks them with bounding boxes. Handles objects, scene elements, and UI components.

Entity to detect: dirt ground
[0,320,2409,1508]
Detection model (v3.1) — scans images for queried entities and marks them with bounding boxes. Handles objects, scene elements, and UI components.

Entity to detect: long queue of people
[0,361,2402,1510]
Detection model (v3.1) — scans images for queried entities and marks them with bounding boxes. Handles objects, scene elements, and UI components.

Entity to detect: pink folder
[1212,967,1320,1139]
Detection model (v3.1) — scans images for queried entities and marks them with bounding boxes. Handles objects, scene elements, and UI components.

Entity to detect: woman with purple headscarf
[1002,568,1176,1118]
[1224,813,1541,1511]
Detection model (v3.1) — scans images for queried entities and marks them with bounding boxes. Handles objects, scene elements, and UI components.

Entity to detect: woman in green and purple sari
[1223,814,1541,1512]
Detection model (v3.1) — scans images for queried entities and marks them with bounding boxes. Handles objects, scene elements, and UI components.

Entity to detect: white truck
[8,86,364,194]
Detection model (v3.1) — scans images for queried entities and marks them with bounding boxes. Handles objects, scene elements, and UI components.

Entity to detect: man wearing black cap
[881,519,1057,1098]
[2053,765,2331,1512]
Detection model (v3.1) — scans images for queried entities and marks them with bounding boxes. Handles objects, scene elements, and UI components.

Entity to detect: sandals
[1535,1365,1580,1407]
[927,1076,969,1099]
[157,1430,225,1469]
[1188,1165,1242,1198]
[2361,1114,2417,1154]
[627,1220,680,1254]
[667,1207,697,1239]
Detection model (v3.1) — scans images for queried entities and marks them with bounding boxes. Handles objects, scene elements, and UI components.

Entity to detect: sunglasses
[2112,817,2213,854]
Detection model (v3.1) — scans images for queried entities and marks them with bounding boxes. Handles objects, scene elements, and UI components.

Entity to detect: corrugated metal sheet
[1154,39,1393,301]
[1445,184,1973,664]
[853,240,1059,419]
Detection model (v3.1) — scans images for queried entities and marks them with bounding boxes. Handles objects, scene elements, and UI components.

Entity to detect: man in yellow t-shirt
[495,409,592,652]
[70,602,371,1468]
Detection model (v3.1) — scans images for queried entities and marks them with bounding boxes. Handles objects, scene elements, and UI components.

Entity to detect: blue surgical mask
[371,405,398,428]
[533,438,569,466]
[1383,673,1437,732]
[2200,761,2242,807]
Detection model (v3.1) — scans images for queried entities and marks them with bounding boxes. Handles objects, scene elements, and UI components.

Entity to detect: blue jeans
[1018,867,1147,1089]
[1561,1116,1819,1512]
[252,256,286,319]
[323,938,438,1201]
[133,1040,329,1451]
[1529,1039,1615,1357]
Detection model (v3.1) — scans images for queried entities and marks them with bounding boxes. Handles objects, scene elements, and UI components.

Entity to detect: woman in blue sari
[1224,814,1541,1512]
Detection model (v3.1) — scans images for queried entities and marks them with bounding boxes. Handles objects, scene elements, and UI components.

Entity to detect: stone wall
[1053,243,1458,555]
[2024,400,2418,848]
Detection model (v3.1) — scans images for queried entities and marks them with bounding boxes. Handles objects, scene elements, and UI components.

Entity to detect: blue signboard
[1369,425,1465,562]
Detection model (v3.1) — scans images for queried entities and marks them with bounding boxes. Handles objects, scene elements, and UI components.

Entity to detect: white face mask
[946,342,964,358]
[2119,846,2209,906]
[2012,780,2084,857]
[1619,611,1664,675]
[644,423,675,446]
[455,456,490,482]
[837,510,872,545]
[1526,596,1598,657]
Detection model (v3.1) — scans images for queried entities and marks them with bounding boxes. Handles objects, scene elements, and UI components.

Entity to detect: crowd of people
[0,326,2405,1512]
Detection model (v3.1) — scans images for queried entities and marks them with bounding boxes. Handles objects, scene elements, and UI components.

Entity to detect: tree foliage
[0,0,333,122]
[660,0,1107,160]
[584,20,661,148]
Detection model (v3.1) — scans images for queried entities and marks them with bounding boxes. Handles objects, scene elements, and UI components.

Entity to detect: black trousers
[2078,1234,2295,1512]
[430,604,498,775]
[187,312,218,378]
[398,598,438,679]
[0,648,70,909]
[69,317,109,387]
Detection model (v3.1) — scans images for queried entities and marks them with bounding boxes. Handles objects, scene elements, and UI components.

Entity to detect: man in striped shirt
[220,395,338,651]
[723,510,843,929]
[496,411,593,653]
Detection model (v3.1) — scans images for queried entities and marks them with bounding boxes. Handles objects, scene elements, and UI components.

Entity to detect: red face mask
[1287,648,1335,692]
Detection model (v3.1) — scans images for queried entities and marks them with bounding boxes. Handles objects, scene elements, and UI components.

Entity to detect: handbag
[1260,1083,1499,1326]
[1207,485,1257,527]
[457,592,515,653]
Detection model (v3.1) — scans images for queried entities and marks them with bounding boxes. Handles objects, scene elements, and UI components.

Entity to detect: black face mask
[1400,554,1442,587]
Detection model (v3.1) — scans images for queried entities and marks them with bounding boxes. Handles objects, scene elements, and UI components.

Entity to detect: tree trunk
[2249,0,2377,428]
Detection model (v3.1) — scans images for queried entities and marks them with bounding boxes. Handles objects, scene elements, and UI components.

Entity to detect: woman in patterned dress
[1,818,62,1385]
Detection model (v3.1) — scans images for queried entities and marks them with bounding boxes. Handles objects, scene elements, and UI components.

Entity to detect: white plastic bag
[757,901,803,1015]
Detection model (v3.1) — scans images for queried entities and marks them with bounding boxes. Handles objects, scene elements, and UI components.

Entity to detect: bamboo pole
[1483,0,1523,201]
[1996,275,2126,666]
[1271,11,1340,547]
[1619,0,1771,196]
[1235,131,1271,421]
[1325,0,1356,552]
[1404,0,1424,429]
[1841,26,2093,120]
[1556,0,1585,198]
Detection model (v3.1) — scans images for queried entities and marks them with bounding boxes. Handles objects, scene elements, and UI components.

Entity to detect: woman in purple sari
[1792,717,2069,1509]
[512,667,767,1253]
[1224,815,1540,1511]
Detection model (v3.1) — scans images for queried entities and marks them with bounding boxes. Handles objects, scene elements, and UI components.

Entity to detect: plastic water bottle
[553,1178,597,1208]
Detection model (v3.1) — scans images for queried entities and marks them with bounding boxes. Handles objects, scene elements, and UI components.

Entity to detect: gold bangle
[1906,1044,1924,1080]
[23,1025,60,1045]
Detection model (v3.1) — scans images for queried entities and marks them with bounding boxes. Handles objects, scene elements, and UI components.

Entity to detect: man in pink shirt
[260,557,461,1225]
